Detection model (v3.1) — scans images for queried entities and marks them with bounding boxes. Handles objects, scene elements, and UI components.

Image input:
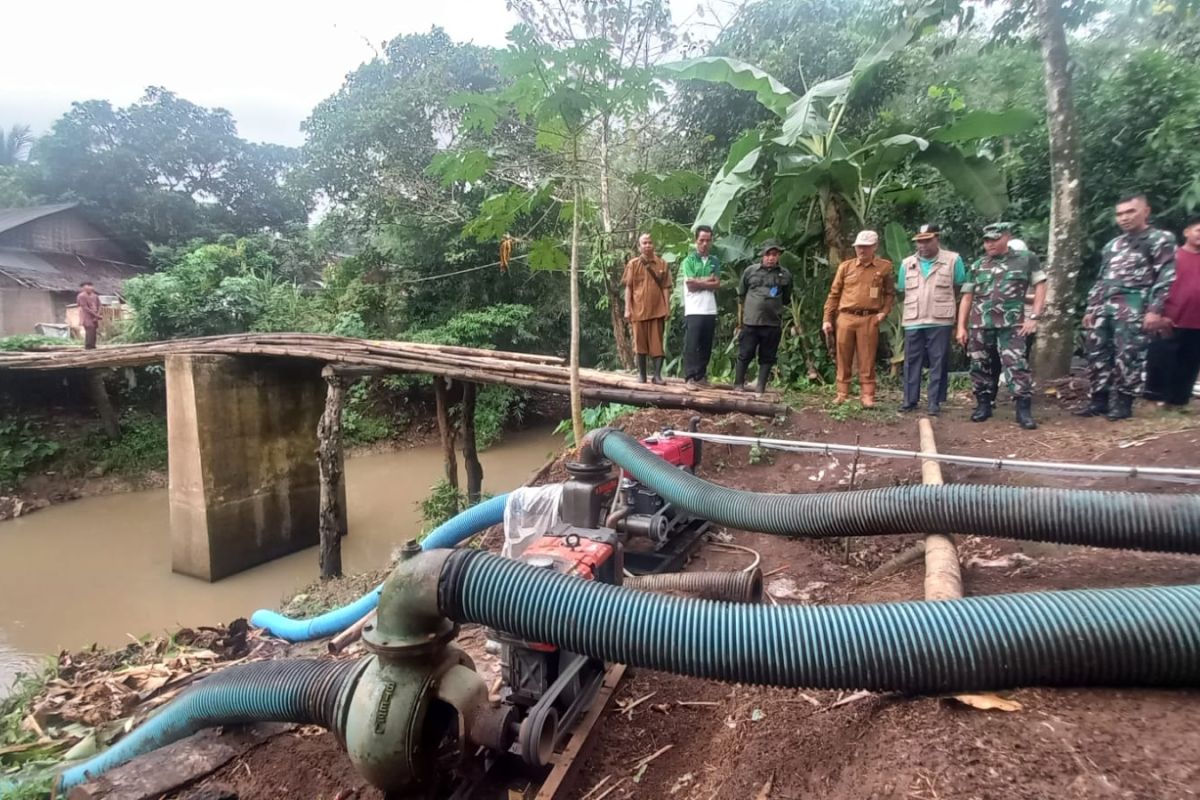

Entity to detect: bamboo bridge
[0,334,786,583]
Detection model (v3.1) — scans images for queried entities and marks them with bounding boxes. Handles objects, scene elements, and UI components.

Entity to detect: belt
[840,308,878,317]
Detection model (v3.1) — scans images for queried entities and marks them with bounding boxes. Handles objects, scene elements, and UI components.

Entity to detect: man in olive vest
[896,224,967,415]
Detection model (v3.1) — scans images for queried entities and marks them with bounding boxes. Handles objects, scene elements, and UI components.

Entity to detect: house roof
[0,248,144,295]
[0,203,79,236]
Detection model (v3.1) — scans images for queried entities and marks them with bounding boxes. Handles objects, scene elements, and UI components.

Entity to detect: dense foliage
[5,0,1200,397]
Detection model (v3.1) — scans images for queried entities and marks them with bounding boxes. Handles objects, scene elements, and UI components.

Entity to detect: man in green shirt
[735,240,792,396]
[679,225,721,387]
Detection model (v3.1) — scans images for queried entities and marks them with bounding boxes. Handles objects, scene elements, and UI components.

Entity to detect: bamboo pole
[0,334,787,415]
[434,376,460,506]
[919,418,963,601]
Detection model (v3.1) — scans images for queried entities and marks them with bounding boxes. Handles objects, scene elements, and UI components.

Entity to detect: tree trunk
[819,188,846,267]
[599,118,635,370]
[609,280,634,369]
[569,148,586,449]
[88,371,120,440]
[317,368,348,580]
[433,376,460,513]
[1033,0,1083,379]
[461,382,483,505]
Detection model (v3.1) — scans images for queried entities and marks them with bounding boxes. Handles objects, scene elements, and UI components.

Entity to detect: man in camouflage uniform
[1076,194,1177,421]
[956,223,1047,430]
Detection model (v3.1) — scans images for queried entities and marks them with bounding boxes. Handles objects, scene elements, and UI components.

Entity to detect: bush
[472,386,527,450]
[0,421,61,487]
[419,479,467,534]
[89,412,168,474]
[0,335,79,352]
[554,402,638,447]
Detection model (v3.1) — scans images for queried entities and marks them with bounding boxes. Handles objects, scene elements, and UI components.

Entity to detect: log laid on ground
[919,418,963,601]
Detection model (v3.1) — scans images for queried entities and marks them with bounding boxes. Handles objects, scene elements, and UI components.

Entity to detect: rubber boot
[1074,391,1109,417]
[733,360,748,392]
[754,370,769,397]
[651,357,665,385]
[637,354,648,384]
[1107,392,1134,421]
[970,394,993,422]
[1015,396,1037,430]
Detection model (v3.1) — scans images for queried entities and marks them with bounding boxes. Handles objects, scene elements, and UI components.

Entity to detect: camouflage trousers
[1082,315,1151,396]
[968,327,1032,399]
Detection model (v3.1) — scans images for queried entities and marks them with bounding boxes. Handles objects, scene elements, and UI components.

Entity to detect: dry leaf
[955,693,1023,712]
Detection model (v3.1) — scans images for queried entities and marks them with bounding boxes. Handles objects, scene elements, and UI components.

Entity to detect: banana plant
[661,32,1036,266]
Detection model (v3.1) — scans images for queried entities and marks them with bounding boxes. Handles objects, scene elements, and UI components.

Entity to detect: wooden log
[461,382,483,505]
[88,370,120,440]
[919,418,963,602]
[328,609,375,654]
[317,367,348,580]
[434,376,460,507]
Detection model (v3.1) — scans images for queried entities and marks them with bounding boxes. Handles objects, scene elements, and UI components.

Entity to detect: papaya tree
[661,31,1036,264]
[433,26,662,447]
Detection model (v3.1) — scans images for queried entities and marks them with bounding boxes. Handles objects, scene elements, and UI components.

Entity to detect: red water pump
[493,421,709,769]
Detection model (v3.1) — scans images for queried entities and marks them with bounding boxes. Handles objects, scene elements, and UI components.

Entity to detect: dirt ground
[187,384,1200,800]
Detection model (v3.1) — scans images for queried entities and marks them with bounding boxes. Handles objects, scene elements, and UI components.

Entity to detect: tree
[443,23,663,445]
[26,89,309,252]
[1032,0,1083,377]
[663,28,1035,263]
[0,125,32,166]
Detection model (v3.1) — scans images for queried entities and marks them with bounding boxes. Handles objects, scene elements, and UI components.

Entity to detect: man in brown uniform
[822,230,895,406]
[623,233,673,384]
[76,281,102,350]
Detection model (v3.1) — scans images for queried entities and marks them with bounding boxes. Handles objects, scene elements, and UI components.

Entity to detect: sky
[0,1,522,147]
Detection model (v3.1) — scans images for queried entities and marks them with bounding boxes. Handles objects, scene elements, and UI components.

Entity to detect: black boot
[637,354,648,384]
[1107,392,1134,421]
[1015,396,1037,430]
[651,357,665,385]
[1074,390,1109,417]
[970,394,993,422]
[754,369,769,397]
[733,360,748,392]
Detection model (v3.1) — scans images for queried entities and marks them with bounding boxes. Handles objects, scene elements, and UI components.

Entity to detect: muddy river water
[0,426,559,692]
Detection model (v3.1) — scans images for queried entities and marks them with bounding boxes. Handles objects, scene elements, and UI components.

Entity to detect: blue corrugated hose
[249,493,508,642]
[589,428,1200,552]
[439,549,1200,691]
[57,658,366,793]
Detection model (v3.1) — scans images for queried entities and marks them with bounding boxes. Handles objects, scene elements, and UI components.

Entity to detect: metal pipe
[663,429,1200,484]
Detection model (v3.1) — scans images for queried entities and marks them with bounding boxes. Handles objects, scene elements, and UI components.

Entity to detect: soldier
[735,240,793,397]
[956,223,1047,430]
[1076,194,1176,420]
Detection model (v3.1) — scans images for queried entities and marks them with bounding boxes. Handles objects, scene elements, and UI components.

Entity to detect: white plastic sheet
[503,484,564,559]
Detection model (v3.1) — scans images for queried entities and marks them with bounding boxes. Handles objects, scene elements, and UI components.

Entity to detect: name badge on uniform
[869,287,879,299]
[769,286,779,297]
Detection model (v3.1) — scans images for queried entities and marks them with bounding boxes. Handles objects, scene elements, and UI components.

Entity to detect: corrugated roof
[0,203,79,235]
[0,248,144,295]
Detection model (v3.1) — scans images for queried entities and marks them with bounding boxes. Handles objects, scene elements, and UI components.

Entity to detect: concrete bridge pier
[167,354,339,581]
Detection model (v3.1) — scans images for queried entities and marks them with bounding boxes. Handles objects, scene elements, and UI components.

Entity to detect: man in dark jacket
[735,240,792,396]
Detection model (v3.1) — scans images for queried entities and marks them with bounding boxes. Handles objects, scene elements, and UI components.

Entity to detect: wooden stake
[433,376,460,508]
[461,382,483,505]
[317,367,348,580]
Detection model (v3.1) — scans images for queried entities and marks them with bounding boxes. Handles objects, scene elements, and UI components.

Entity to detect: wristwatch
[1027,313,1040,321]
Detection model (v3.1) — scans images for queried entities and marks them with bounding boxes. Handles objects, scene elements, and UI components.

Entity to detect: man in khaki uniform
[623,233,673,384]
[822,230,895,406]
